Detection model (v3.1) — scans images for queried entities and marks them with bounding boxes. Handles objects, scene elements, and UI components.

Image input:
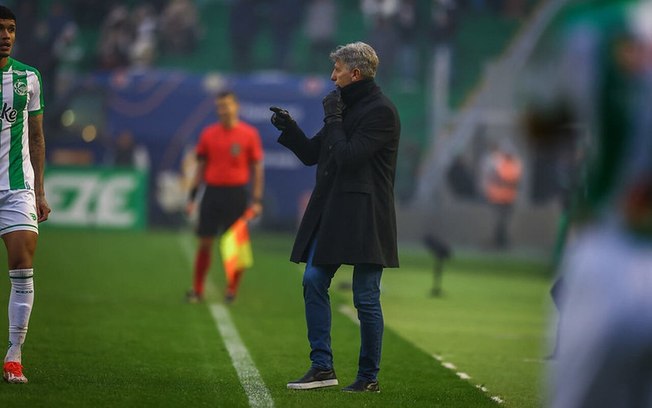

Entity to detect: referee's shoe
[286,367,338,390]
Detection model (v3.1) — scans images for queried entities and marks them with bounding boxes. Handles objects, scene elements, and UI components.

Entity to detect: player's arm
[186,156,206,214]
[250,160,264,217]
[28,113,51,222]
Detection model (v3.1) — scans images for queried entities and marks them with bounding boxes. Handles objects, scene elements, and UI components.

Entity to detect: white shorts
[0,189,39,236]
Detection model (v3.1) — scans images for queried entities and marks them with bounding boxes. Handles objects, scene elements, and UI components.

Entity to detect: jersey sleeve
[195,128,209,158]
[27,69,44,115]
[249,128,264,162]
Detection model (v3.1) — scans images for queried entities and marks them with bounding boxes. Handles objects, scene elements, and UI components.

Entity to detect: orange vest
[486,153,522,204]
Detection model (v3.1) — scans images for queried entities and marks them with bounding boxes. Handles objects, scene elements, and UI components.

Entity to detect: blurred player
[479,139,523,249]
[0,5,51,384]
[525,1,652,406]
[186,91,263,304]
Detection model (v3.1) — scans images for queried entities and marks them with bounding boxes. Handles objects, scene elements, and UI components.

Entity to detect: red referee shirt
[196,121,263,187]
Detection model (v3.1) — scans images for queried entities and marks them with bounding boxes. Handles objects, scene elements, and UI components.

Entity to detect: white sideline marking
[210,304,275,408]
[434,353,504,404]
[339,306,505,404]
[180,236,274,408]
[442,362,457,370]
[476,384,489,393]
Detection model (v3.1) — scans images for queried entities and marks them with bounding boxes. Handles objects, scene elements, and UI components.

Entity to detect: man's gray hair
[329,42,379,79]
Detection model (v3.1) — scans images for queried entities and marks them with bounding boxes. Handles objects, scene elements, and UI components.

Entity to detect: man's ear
[352,68,362,81]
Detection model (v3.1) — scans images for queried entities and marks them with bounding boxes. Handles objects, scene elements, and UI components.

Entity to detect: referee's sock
[193,248,211,296]
[5,269,34,364]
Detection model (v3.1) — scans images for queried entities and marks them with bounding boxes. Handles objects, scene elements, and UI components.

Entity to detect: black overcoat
[277,79,400,267]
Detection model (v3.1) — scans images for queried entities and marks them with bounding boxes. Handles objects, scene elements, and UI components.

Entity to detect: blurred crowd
[6,0,534,104]
[11,0,202,104]
[97,0,202,70]
[228,0,529,85]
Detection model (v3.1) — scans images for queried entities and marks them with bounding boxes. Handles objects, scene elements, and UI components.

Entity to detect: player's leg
[189,236,213,301]
[188,188,219,302]
[2,230,37,384]
[1,189,39,384]
[494,203,512,248]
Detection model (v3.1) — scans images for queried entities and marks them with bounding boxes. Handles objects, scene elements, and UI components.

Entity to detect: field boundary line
[180,235,275,408]
[338,304,504,405]
[210,304,275,408]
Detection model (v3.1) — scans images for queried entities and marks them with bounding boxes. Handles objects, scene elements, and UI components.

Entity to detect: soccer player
[186,91,263,304]
[0,5,51,384]
[525,1,652,406]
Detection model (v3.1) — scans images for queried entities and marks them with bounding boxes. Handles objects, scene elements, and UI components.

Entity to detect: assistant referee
[186,90,264,303]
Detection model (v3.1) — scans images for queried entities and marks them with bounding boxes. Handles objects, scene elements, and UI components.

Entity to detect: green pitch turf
[333,248,552,408]
[0,229,548,407]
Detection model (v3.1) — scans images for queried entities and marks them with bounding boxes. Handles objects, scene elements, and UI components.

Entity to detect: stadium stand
[17,0,542,232]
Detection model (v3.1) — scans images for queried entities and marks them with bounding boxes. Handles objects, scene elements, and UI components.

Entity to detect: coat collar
[340,78,379,107]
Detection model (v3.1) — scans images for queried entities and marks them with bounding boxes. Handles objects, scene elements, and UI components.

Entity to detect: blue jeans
[302,239,384,381]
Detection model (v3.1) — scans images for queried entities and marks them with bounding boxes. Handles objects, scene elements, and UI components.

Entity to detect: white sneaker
[3,361,28,384]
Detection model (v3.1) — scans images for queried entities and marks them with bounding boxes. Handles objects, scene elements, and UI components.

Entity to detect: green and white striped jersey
[0,57,44,191]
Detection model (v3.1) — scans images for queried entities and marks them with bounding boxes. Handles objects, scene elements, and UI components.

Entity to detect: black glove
[270,106,295,131]
[322,89,344,124]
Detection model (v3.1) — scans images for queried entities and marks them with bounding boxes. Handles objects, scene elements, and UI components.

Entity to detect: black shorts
[197,186,247,237]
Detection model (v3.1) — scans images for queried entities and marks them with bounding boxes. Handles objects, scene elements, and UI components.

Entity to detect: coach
[270,41,400,393]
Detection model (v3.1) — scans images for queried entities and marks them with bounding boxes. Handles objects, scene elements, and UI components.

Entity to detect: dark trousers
[493,203,514,248]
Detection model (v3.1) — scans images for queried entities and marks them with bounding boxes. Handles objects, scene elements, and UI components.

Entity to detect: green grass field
[0,229,551,407]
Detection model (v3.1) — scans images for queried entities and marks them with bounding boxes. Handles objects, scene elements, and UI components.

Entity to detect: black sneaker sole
[287,379,339,390]
[342,388,380,393]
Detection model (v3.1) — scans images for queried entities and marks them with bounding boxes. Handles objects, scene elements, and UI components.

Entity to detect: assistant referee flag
[220,209,255,290]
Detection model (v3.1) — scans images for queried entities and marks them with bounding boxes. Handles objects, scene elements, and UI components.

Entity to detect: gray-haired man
[270,41,401,392]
